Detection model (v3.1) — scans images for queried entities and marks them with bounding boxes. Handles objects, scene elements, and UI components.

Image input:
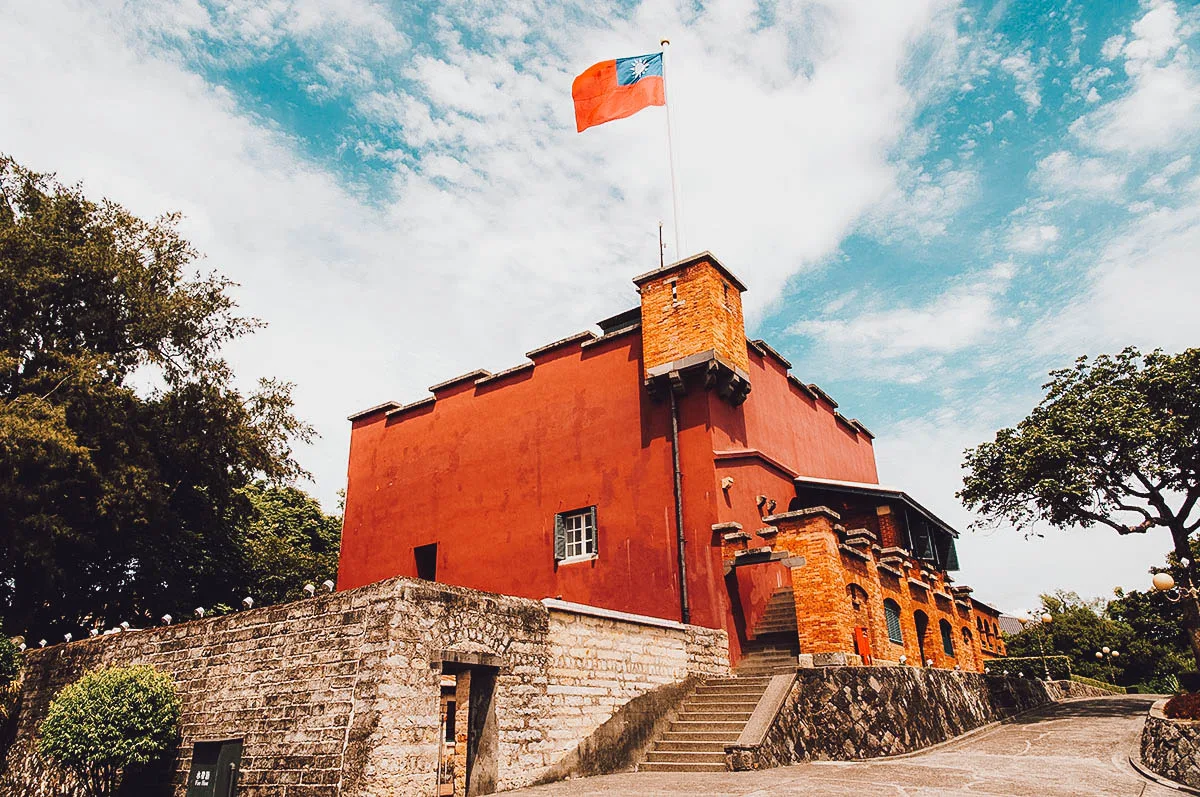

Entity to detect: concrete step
[652,740,729,753]
[676,711,753,723]
[661,730,741,743]
[681,700,760,712]
[639,761,727,773]
[668,719,748,732]
[644,750,728,764]
[691,686,763,696]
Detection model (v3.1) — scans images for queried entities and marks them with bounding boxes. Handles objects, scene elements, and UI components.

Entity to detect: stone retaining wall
[0,578,727,796]
[727,668,1089,769]
[1140,698,1200,789]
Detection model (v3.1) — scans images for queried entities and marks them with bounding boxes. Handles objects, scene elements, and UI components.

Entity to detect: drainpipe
[669,388,690,625]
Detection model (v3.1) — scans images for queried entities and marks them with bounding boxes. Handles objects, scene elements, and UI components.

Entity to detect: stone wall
[1140,698,1200,789]
[727,667,1078,770]
[0,578,727,796]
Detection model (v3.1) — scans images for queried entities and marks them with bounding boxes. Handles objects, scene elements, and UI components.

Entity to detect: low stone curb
[1130,750,1200,796]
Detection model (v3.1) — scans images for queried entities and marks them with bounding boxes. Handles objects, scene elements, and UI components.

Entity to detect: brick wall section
[0,578,728,796]
[760,507,987,672]
[639,257,749,377]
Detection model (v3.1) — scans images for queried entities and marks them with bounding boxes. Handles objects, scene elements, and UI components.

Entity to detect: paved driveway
[505,696,1175,796]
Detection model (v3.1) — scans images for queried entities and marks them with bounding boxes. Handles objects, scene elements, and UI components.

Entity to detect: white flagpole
[660,39,686,260]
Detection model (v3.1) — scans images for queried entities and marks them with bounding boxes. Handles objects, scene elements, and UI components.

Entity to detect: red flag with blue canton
[572,53,665,133]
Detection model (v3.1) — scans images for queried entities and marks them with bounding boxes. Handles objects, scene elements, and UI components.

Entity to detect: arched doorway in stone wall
[846,583,873,663]
[913,610,929,665]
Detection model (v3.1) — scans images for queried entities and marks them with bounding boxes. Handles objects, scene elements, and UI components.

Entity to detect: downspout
[669,389,690,625]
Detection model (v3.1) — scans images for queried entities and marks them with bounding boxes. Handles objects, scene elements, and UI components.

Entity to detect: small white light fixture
[119,621,130,631]
[17,643,26,652]
[63,633,72,643]
[720,476,734,490]
[899,655,907,664]
[1102,646,1111,654]
[1152,572,1176,592]
[161,614,172,625]
[242,596,254,609]
[195,607,205,618]
[89,629,98,637]
[323,580,335,592]
[38,639,47,648]
[926,658,934,667]
[1111,650,1120,658]
[1040,613,1052,624]
[304,583,316,597]
[1095,651,1103,659]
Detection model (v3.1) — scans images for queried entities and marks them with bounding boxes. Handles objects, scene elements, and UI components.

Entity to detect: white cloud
[1031,150,1125,197]
[789,263,1015,361]
[1000,50,1042,112]
[0,0,963,506]
[1070,1,1200,154]
[1007,223,1059,253]
[1142,154,1193,192]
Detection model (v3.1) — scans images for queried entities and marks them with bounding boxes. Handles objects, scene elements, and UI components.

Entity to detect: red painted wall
[339,332,730,629]
[709,346,878,483]
[339,329,881,664]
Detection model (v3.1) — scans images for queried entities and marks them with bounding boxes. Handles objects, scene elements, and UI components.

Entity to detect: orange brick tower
[634,252,751,404]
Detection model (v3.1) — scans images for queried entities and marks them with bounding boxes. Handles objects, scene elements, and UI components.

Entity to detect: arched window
[962,627,973,646]
[847,583,868,610]
[939,619,955,656]
[883,599,903,644]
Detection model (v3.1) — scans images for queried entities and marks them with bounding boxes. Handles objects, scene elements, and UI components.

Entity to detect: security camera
[242,596,254,609]
[304,583,316,597]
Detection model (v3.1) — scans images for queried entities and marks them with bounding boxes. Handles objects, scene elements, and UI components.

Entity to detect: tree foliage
[1003,590,1194,691]
[0,155,326,639]
[960,347,1200,663]
[38,665,181,797]
[237,481,340,607]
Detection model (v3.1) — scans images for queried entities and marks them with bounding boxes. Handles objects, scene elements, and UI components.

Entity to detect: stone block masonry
[726,667,1108,770]
[1140,698,1200,790]
[0,577,728,796]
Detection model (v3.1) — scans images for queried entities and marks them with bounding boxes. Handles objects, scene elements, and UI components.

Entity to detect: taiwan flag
[572,52,665,133]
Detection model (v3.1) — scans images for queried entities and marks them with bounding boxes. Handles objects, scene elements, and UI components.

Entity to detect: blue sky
[2,0,1199,612]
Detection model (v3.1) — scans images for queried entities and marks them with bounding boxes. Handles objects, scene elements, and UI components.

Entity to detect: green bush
[38,665,181,797]
[0,634,20,686]
[1069,673,1126,694]
[984,655,1072,680]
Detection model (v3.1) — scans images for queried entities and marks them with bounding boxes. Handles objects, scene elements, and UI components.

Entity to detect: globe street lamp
[1094,647,1119,684]
[1027,611,1053,680]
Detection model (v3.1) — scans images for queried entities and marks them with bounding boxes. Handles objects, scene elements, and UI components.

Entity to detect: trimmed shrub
[1069,673,1126,694]
[38,665,181,797]
[1165,693,1200,720]
[984,655,1072,680]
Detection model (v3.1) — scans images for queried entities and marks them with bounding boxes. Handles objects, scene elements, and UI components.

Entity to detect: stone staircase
[639,588,799,772]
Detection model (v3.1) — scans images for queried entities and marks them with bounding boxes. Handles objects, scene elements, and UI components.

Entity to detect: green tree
[38,665,181,797]
[236,481,340,606]
[960,347,1200,663]
[1005,591,1133,683]
[0,155,314,638]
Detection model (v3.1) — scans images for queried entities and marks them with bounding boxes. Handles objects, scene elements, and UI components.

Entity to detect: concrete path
[505,696,1176,796]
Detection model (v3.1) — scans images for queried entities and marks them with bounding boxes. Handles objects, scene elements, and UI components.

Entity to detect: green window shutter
[884,601,903,644]
[587,506,598,553]
[553,513,566,561]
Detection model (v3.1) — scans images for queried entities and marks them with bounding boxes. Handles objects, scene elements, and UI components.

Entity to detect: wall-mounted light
[161,614,173,625]
[242,597,254,610]
[195,607,205,618]
[323,580,335,592]
[720,476,734,490]
[304,583,316,597]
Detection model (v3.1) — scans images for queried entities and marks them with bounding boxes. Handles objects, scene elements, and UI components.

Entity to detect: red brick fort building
[338,253,1005,670]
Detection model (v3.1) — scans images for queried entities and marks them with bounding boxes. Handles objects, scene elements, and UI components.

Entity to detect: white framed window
[554,507,597,562]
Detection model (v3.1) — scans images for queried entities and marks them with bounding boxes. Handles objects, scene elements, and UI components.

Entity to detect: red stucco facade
[339,253,1001,670]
